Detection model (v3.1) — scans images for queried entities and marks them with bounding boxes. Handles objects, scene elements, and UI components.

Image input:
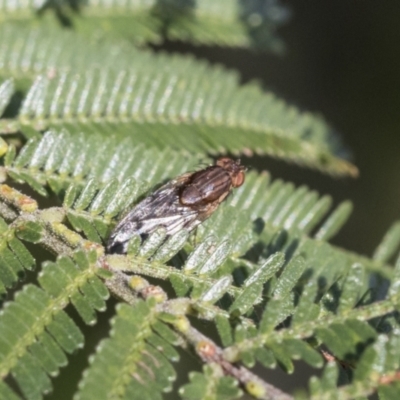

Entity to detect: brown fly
[107,157,246,254]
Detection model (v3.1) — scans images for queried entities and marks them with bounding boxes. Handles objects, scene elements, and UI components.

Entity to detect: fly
[107,157,246,254]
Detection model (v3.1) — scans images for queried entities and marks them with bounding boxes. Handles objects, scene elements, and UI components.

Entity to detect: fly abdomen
[180,166,232,206]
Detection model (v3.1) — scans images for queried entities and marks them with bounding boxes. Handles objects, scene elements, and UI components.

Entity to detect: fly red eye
[232,171,245,188]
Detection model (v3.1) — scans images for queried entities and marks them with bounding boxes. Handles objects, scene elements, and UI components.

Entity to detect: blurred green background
[159,0,400,258]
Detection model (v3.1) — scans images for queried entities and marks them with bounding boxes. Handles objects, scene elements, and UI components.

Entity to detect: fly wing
[107,174,198,253]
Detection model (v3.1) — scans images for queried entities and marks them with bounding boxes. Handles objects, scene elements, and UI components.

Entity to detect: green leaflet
[0,79,13,117]
[199,276,233,305]
[373,221,400,263]
[0,216,35,292]
[314,200,353,241]
[229,252,284,316]
[76,301,178,400]
[179,363,242,400]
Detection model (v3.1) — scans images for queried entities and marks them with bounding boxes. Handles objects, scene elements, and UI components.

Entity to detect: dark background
[162,0,400,258]
[49,2,400,398]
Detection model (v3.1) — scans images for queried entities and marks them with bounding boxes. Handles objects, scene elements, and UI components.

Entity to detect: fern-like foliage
[180,364,242,400]
[0,249,109,399]
[76,301,179,400]
[0,170,399,399]
[0,5,398,400]
[61,172,400,396]
[0,0,288,50]
[2,130,199,196]
[0,25,357,176]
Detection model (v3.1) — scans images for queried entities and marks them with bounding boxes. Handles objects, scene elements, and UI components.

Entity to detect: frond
[105,217,400,399]
[0,0,288,50]
[0,26,357,176]
[16,71,355,174]
[76,301,178,400]
[0,25,213,81]
[0,250,109,399]
[217,249,400,375]
[299,250,400,399]
[0,170,398,399]
[2,130,200,197]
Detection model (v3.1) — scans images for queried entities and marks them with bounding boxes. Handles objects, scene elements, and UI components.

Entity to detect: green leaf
[271,344,293,373]
[283,339,323,368]
[310,362,338,395]
[183,236,216,273]
[291,279,319,325]
[139,227,168,259]
[198,240,232,276]
[152,229,189,263]
[271,256,306,300]
[15,70,356,175]
[170,272,192,297]
[0,78,13,117]
[215,315,233,347]
[1,1,287,50]
[0,381,20,400]
[0,217,35,291]
[373,221,400,263]
[179,363,242,400]
[15,220,44,243]
[314,200,353,241]
[229,253,284,315]
[200,276,232,304]
[259,298,294,334]
[337,263,365,312]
